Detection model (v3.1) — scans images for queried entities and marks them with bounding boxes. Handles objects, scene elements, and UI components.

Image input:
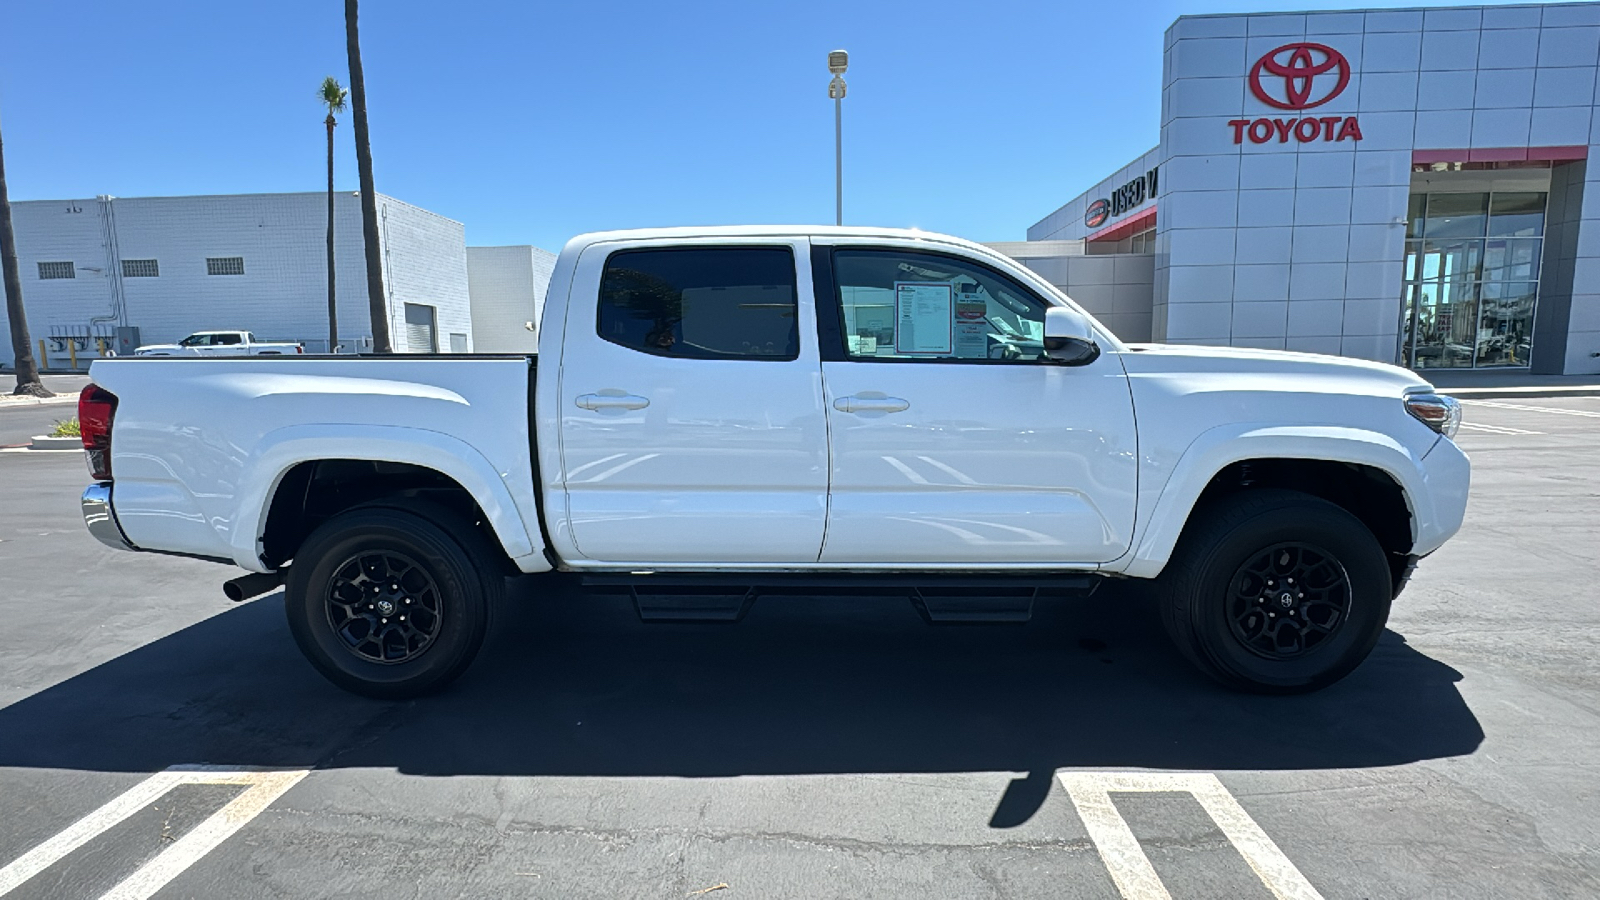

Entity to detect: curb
[29,435,82,450]
[0,396,79,409]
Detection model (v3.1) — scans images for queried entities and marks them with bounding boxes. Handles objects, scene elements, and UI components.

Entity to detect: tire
[283,502,503,699]
[1157,489,1392,694]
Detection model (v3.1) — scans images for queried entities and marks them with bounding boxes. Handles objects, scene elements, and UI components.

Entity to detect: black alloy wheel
[326,551,445,665]
[1225,542,1352,660]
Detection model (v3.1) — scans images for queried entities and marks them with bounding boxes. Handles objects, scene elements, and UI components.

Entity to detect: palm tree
[319,76,348,354]
[345,0,391,352]
[0,109,50,397]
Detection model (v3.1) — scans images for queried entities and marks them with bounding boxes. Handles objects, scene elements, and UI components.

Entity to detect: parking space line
[1460,400,1600,418]
[0,766,308,900]
[1061,781,1172,899]
[1057,772,1324,900]
[1458,421,1545,435]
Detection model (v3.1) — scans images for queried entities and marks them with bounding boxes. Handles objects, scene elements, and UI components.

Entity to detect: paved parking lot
[0,394,1597,898]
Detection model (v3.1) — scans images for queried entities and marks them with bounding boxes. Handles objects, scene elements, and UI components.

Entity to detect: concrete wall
[375,196,472,353]
[1533,161,1586,372]
[988,242,1157,342]
[466,245,557,354]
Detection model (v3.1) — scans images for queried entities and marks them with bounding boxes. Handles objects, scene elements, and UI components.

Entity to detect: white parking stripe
[1057,772,1324,900]
[1062,783,1172,900]
[0,771,187,895]
[1458,421,1545,435]
[0,766,308,899]
[1460,399,1600,418]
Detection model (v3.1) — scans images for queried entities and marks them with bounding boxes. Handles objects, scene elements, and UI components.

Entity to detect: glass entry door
[1400,191,1545,369]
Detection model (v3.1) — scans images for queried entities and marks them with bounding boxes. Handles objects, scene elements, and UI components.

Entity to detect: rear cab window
[597,247,799,360]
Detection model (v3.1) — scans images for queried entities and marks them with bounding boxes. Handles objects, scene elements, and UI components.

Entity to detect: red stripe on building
[1086,205,1157,243]
[1413,146,1588,164]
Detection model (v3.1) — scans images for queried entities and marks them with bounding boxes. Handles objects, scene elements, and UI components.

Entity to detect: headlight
[1405,392,1462,439]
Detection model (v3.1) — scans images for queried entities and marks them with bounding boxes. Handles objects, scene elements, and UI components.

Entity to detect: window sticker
[846,334,878,355]
[894,281,954,354]
[954,289,989,358]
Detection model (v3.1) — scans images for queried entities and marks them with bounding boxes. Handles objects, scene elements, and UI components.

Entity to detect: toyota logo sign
[1249,42,1350,110]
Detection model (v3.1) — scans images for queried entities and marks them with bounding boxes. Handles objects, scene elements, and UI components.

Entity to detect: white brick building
[465,245,557,354]
[1020,2,1600,375]
[0,191,471,368]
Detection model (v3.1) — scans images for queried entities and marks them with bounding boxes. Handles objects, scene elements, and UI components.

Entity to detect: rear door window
[597,247,799,360]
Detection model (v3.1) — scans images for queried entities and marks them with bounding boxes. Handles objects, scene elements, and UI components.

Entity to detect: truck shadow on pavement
[0,576,1482,826]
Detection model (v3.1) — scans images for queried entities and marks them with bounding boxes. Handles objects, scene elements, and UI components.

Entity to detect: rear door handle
[576,392,650,411]
[833,394,910,414]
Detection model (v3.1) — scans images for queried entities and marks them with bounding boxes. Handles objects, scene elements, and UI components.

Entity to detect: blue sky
[0,0,1556,250]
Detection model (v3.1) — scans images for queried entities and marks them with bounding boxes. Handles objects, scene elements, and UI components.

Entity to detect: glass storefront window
[1482,239,1540,282]
[1488,192,1546,237]
[1399,190,1547,369]
[1406,194,1426,238]
[1476,282,1537,366]
[1423,193,1488,239]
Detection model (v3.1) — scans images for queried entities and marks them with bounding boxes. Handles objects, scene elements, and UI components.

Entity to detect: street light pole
[828,50,848,227]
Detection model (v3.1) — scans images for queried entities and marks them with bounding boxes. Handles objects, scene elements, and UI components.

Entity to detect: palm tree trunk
[345,0,391,353]
[326,115,338,354]
[0,113,50,397]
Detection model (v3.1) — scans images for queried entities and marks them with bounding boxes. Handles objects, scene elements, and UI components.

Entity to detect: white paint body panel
[812,237,1137,566]
[1107,343,1468,577]
[89,357,549,573]
[90,226,1471,581]
[553,236,829,564]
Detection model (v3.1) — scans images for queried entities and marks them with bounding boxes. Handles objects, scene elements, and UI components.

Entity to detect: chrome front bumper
[82,483,136,551]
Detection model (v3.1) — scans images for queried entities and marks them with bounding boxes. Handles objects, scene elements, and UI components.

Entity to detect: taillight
[296,345,304,353]
[79,384,118,481]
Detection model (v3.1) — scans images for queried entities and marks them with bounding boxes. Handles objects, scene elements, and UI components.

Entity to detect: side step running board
[579,572,1101,624]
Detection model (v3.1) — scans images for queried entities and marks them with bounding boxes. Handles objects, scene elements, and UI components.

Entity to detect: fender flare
[228,423,545,573]
[1114,423,1433,579]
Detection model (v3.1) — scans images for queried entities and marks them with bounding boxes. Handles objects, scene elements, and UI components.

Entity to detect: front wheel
[283,503,501,699]
[1157,489,1393,694]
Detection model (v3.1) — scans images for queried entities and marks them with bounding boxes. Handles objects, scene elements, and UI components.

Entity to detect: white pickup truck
[134,330,304,356]
[77,226,1469,698]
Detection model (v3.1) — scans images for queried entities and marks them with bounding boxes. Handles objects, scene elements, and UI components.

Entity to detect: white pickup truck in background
[77,226,1470,699]
[134,330,303,356]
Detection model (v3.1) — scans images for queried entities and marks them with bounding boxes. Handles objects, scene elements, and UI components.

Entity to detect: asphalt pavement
[0,396,1597,898]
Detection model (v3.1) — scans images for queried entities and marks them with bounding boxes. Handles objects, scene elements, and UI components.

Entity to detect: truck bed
[86,354,544,573]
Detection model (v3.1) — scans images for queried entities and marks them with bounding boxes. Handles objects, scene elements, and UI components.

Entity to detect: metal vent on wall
[206,256,245,276]
[37,261,75,280]
[122,259,159,278]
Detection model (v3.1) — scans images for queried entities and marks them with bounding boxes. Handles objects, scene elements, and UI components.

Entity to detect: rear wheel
[283,503,501,699]
[1157,489,1392,694]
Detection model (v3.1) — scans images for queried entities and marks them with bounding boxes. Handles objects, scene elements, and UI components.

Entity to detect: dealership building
[1006,1,1600,375]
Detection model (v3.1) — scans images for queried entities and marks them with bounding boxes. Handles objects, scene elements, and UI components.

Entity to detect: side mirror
[1043,306,1101,366]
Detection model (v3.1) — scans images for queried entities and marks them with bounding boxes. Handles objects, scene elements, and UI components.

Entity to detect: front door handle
[833,394,910,414]
[576,392,650,411]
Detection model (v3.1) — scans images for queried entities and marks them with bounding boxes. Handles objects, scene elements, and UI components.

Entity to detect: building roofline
[1169,0,1600,23]
[10,190,460,227]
